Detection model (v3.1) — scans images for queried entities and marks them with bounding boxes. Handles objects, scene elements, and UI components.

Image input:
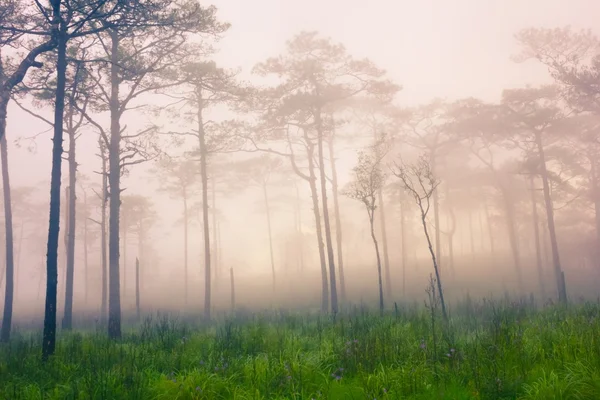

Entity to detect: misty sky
[6,0,600,283]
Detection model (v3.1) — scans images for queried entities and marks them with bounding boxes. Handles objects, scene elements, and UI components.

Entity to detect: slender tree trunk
[444,184,456,276]
[306,138,329,312]
[294,180,305,272]
[484,202,496,265]
[43,22,67,360]
[196,89,211,320]
[107,29,123,339]
[500,185,524,293]
[478,209,485,252]
[468,209,475,258]
[315,111,338,314]
[400,201,407,297]
[0,96,7,145]
[0,135,15,342]
[230,267,235,312]
[431,156,442,276]
[83,191,89,305]
[262,183,276,292]
[529,175,546,301]
[62,121,77,330]
[420,208,448,323]
[122,212,127,303]
[327,137,346,302]
[211,176,218,286]
[535,131,567,303]
[100,140,108,322]
[368,212,384,316]
[137,219,143,319]
[218,219,223,283]
[0,238,5,292]
[14,222,23,302]
[542,218,551,269]
[183,190,188,308]
[135,257,140,320]
[589,154,600,270]
[61,186,68,310]
[377,188,392,299]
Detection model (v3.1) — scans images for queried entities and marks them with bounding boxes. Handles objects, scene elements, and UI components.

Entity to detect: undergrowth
[0,299,599,399]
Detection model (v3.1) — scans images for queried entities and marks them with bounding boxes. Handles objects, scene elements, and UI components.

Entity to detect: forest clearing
[1,0,600,399]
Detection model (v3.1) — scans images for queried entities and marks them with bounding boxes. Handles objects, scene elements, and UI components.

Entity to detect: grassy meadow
[1,299,600,400]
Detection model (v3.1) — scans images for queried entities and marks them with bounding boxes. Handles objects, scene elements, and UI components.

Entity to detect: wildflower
[383,388,387,393]
[450,348,455,353]
[195,386,202,392]
[419,339,426,350]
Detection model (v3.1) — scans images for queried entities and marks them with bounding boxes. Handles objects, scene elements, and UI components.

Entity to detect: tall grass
[1,299,599,399]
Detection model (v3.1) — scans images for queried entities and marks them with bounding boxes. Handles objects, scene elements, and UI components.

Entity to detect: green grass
[1,300,600,399]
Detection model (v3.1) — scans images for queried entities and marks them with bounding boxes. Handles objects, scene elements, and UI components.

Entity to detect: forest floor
[0,299,599,400]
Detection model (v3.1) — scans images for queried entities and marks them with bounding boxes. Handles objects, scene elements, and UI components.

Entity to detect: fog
[1,0,600,326]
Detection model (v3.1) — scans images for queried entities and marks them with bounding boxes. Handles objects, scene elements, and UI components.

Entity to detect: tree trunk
[542,218,551,269]
[61,186,68,310]
[478,209,485,252]
[196,88,211,320]
[263,183,276,292]
[468,209,475,258]
[444,184,456,276]
[431,156,442,276]
[420,208,448,323]
[100,139,108,322]
[135,257,140,320]
[377,188,392,299]
[122,211,127,303]
[327,137,346,301]
[529,175,546,301]
[535,131,567,303]
[0,135,15,343]
[43,24,68,360]
[500,185,524,293]
[183,189,189,308]
[107,29,123,339]
[230,267,235,312]
[137,219,144,318]
[368,211,384,316]
[305,136,329,312]
[83,190,89,305]
[315,111,338,314]
[14,222,23,303]
[447,213,456,276]
[62,121,77,330]
[211,175,218,286]
[484,202,496,266]
[589,153,600,270]
[294,180,305,272]
[399,201,407,297]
